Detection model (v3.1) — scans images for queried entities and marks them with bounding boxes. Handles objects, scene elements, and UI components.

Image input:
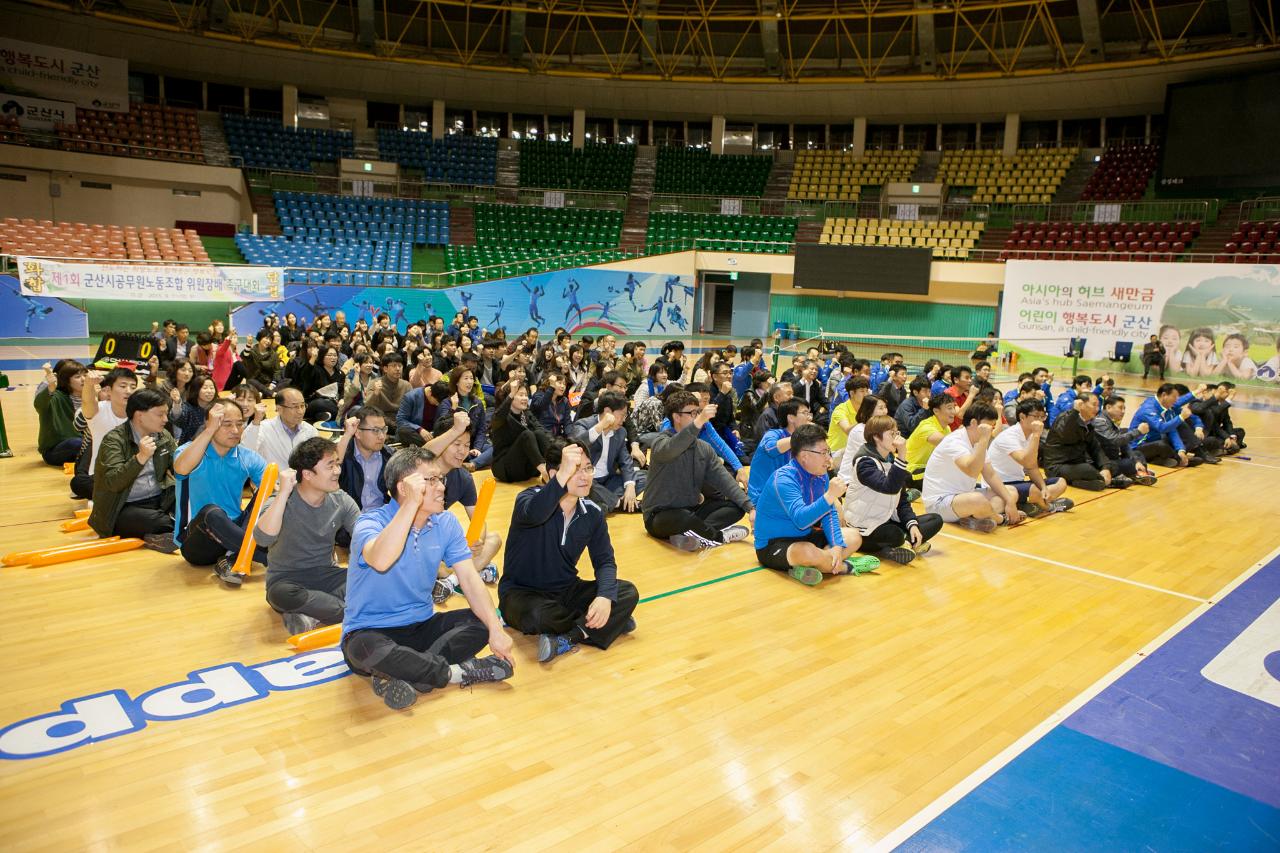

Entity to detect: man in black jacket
[878,364,909,416]
[1092,396,1158,485]
[498,439,639,664]
[1042,391,1130,491]
[792,359,829,426]
[1191,382,1245,455]
[335,406,391,546]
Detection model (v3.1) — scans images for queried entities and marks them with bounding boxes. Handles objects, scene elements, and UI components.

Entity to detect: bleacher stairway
[449,205,476,246]
[197,111,233,167]
[1052,149,1099,205]
[763,154,793,200]
[496,146,520,203]
[1193,201,1241,255]
[250,189,282,237]
[621,146,655,249]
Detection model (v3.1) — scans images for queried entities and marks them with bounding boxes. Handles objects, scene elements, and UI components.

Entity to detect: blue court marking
[898,554,1280,851]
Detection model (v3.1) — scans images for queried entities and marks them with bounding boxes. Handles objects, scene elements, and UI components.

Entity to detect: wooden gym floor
[1,379,1278,851]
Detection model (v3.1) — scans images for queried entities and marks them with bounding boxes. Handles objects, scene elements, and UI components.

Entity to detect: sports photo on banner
[999,260,1280,384]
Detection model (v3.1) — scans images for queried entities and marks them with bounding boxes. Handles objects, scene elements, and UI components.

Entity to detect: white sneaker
[720,524,750,544]
[668,530,721,551]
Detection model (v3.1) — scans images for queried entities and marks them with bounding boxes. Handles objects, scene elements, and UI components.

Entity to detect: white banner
[17,258,283,302]
[0,92,75,130]
[1000,260,1280,382]
[0,39,128,112]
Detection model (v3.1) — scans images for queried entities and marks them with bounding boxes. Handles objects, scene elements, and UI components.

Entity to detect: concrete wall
[0,145,250,228]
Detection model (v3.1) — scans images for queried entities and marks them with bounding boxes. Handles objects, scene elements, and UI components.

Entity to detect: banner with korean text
[0,92,75,130]
[17,258,283,303]
[0,39,128,112]
[1000,260,1280,385]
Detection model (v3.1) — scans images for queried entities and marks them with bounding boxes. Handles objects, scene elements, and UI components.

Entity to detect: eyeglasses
[279,402,305,410]
[800,448,833,459]
[358,426,389,435]
[675,408,702,417]
[422,475,445,487]
[220,421,245,431]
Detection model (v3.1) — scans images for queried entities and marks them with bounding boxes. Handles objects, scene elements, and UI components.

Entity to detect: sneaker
[1133,473,1158,486]
[371,672,420,710]
[787,565,823,585]
[668,531,719,552]
[431,575,459,604]
[720,524,750,544]
[1073,479,1107,491]
[142,533,179,554]
[1198,453,1221,465]
[1186,456,1204,467]
[913,539,932,555]
[1109,474,1133,489]
[282,612,320,636]
[213,556,245,587]
[844,555,882,575]
[955,516,998,533]
[536,633,578,663]
[876,547,916,565]
[1048,497,1075,513]
[905,488,922,503]
[457,654,515,688]
[1017,501,1043,518]
[479,564,499,584]
[622,617,637,634]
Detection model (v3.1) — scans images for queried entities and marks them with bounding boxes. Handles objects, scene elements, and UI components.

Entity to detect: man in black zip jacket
[498,438,639,664]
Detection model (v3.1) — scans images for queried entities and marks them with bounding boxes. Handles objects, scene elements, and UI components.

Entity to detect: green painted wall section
[770,294,996,342]
[67,300,238,336]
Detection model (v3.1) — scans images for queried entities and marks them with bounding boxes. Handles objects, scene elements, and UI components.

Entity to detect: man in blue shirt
[499,439,639,664]
[731,346,764,397]
[1129,383,1201,468]
[343,447,516,710]
[746,398,811,506]
[752,424,879,586]
[174,399,269,587]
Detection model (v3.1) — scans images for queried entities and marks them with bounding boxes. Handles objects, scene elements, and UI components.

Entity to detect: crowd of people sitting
[30,309,1248,708]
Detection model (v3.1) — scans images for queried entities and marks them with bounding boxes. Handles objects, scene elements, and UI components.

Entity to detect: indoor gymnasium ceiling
[10,0,1280,82]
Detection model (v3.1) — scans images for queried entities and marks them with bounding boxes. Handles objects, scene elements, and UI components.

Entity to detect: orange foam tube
[288,623,341,651]
[466,477,496,546]
[231,463,278,577]
[25,538,143,567]
[74,508,91,519]
[61,518,91,532]
[3,537,121,566]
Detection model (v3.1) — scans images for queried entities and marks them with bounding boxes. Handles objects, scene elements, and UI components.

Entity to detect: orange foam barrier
[231,463,278,577]
[60,518,91,533]
[3,537,122,566]
[74,508,91,519]
[24,538,143,567]
[288,623,340,652]
[466,476,496,546]
[62,462,74,475]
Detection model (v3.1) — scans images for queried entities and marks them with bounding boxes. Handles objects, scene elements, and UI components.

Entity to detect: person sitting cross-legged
[921,403,1025,533]
[499,439,640,663]
[1128,383,1200,468]
[173,399,270,587]
[1092,395,1159,486]
[255,437,360,636]
[1042,391,1127,491]
[88,387,179,551]
[342,447,516,710]
[904,393,957,489]
[566,391,646,515]
[752,423,879,586]
[746,398,812,507]
[842,415,943,564]
[643,390,754,551]
[988,398,1074,516]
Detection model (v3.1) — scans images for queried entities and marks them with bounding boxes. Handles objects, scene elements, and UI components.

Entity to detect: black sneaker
[536,633,578,663]
[213,556,245,587]
[1109,474,1133,489]
[1186,456,1204,467]
[1073,479,1107,491]
[458,655,514,688]
[142,533,179,554]
[1198,453,1221,465]
[282,612,320,636]
[371,672,420,710]
[623,617,637,634]
[1133,473,1158,486]
[1017,501,1043,518]
[877,546,916,565]
[1048,498,1075,513]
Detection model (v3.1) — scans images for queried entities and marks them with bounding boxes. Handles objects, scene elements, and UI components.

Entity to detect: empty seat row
[654,148,773,197]
[519,141,636,192]
[224,114,353,171]
[272,191,450,246]
[376,131,497,184]
[0,217,209,262]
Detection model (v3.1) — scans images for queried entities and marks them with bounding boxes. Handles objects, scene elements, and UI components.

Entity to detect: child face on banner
[1160,325,1181,354]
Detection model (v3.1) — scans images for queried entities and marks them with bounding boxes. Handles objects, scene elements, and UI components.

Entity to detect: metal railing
[245,168,501,203]
[514,188,629,210]
[648,195,990,223]
[1,129,212,166]
[1009,199,1217,225]
[1238,197,1280,224]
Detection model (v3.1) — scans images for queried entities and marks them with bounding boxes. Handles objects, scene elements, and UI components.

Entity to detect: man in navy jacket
[498,439,639,663]
[567,392,645,514]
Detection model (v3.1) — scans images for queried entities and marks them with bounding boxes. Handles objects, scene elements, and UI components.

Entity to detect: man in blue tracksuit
[1129,383,1199,467]
[1048,374,1105,425]
[752,423,879,586]
[732,346,765,397]
[746,398,811,506]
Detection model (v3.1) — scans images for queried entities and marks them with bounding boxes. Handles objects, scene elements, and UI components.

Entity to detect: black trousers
[1178,421,1222,456]
[114,493,174,538]
[643,498,745,542]
[180,503,267,567]
[396,425,426,447]
[266,569,346,625]
[492,430,550,483]
[224,361,273,395]
[1046,461,1115,488]
[1139,440,1180,466]
[70,473,94,500]
[858,514,944,553]
[305,398,337,424]
[500,578,639,650]
[1141,357,1164,379]
[41,437,82,466]
[342,610,489,690]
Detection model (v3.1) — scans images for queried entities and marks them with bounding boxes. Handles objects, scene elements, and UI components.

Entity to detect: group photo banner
[17,258,283,303]
[1000,260,1280,384]
[0,38,128,112]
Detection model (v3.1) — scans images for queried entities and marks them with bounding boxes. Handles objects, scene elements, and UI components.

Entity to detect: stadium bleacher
[654,148,772,196]
[646,211,796,253]
[939,148,1077,204]
[788,150,919,201]
[819,217,983,258]
[1218,220,1280,263]
[1000,219,1201,261]
[517,140,636,192]
[376,131,498,184]
[223,114,353,171]
[273,191,449,245]
[53,104,203,162]
[1081,143,1159,202]
[0,218,210,261]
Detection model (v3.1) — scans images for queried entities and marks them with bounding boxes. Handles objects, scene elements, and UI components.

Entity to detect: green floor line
[638,566,765,605]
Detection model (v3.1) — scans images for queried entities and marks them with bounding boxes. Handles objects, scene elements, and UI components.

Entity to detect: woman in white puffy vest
[841,415,944,565]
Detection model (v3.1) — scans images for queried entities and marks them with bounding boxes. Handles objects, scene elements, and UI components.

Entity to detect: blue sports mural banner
[0,274,88,338]
[231,267,695,337]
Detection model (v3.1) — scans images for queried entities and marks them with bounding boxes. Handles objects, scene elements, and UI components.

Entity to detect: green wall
[67,300,239,336]
[770,293,996,341]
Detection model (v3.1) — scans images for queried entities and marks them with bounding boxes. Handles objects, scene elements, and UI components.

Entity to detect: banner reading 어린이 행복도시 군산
[999,260,1280,384]
[17,257,283,303]
[0,39,128,112]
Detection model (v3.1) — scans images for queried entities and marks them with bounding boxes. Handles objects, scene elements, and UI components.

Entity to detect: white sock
[448,664,464,684]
